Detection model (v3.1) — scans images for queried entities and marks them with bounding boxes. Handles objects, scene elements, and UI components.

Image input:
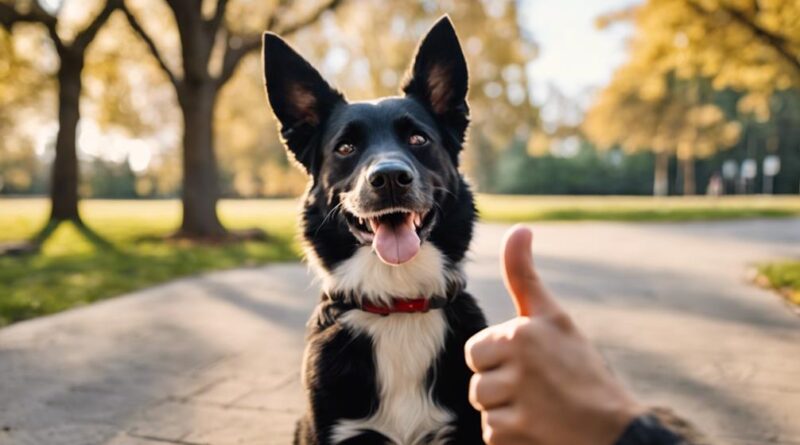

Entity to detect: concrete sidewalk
[1,220,798,445]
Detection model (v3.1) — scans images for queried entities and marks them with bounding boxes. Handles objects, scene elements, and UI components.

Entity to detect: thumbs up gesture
[465,225,643,445]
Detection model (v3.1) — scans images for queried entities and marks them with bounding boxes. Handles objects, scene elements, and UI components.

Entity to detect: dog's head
[263,16,474,275]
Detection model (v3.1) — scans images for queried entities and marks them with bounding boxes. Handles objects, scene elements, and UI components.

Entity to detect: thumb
[501,225,560,317]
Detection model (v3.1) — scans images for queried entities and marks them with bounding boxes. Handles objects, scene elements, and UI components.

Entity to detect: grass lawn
[1,195,799,326]
[476,195,800,222]
[0,198,301,327]
[757,261,800,307]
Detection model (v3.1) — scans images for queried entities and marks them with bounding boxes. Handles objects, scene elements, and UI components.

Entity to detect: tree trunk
[653,151,669,196]
[177,81,226,238]
[681,155,696,196]
[49,52,83,222]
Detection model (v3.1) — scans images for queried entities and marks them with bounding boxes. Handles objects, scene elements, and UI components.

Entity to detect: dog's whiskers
[431,200,445,216]
[314,201,345,238]
[433,186,457,200]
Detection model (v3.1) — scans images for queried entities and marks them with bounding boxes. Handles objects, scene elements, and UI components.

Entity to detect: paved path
[1,220,798,445]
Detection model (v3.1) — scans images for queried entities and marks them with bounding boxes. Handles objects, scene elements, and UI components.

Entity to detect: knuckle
[464,331,483,354]
[468,375,482,407]
[511,319,538,344]
[471,327,502,351]
[505,365,523,387]
[494,329,512,347]
[464,332,484,356]
[548,311,574,331]
[465,338,489,370]
[464,343,476,365]
[485,408,526,439]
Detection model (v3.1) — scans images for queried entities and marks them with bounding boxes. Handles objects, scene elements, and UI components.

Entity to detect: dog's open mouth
[345,209,433,266]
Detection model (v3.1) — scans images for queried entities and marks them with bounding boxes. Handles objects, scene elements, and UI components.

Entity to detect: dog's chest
[332,310,453,445]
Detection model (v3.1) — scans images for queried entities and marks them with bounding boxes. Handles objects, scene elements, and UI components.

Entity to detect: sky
[519,0,640,126]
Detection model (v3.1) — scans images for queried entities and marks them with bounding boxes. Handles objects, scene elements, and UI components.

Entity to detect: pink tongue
[372,214,420,265]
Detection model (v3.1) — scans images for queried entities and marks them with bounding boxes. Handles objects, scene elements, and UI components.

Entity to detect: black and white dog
[262,16,487,445]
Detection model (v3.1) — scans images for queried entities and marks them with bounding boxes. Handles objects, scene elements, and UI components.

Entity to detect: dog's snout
[368,161,415,191]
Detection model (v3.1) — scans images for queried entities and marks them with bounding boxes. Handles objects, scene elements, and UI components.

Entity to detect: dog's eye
[408,133,428,146]
[335,143,356,156]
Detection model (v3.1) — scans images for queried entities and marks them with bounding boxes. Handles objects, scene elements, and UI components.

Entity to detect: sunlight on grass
[476,195,800,222]
[0,198,301,326]
[758,261,800,307]
[2,196,799,326]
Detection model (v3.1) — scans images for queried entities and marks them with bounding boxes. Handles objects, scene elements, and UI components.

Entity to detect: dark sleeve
[614,408,713,445]
[614,415,688,445]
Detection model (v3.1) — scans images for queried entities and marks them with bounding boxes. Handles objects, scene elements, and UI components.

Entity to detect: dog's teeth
[414,213,421,227]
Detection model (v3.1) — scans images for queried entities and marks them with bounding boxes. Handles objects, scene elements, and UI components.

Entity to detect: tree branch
[0,2,64,53]
[216,31,250,85]
[121,2,181,89]
[719,5,800,73]
[265,0,292,31]
[0,3,48,28]
[216,0,344,85]
[45,21,65,54]
[0,3,17,29]
[73,0,122,51]
[207,0,228,33]
[276,0,343,36]
[685,0,800,74]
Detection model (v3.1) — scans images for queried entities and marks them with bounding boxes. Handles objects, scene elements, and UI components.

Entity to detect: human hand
[465,225,644,445]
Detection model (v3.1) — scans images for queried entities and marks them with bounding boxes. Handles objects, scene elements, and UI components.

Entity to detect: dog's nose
[368,160,415,191]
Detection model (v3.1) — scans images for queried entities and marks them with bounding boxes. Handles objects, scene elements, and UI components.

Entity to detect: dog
[262,16,487,445]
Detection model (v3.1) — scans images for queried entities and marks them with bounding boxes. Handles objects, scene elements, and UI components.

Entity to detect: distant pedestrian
[706,173,723,196]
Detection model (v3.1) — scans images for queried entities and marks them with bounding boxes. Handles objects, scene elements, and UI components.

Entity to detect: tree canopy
[585,0,800,194]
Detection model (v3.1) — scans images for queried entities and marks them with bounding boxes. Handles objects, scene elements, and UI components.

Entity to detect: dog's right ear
[263,33,345,173]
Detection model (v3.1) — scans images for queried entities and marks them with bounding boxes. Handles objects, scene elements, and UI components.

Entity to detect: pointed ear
[402,16,469,143]
[263,32,345,173]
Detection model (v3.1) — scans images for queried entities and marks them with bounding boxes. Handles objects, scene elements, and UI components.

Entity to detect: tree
[0,26,49,194]
[583,0,788,195]
[1,0,120,224]
[596,0,800,98]
[585,67,741,195]
[121,0,344,239]
[325,0,540,190]
[206,0,540,197]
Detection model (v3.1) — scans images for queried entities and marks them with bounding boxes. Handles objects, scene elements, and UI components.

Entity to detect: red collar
[361,298,444,316]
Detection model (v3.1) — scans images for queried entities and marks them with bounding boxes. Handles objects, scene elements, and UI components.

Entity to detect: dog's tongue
[371,213,420,265]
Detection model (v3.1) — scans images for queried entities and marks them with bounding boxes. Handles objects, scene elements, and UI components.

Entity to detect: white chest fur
[323,244,457,444]
[319,243,462,305]
[332,310,453,445]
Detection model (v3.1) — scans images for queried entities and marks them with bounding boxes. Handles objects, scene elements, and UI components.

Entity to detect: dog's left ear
[402,16,469,145]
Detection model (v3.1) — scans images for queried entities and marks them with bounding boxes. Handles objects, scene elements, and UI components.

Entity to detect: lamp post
[741,159,757,195]
[722,159,738,195]
[762,155,780,195]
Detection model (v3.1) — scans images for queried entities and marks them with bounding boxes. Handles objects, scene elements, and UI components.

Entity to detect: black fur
[263,16,487,445]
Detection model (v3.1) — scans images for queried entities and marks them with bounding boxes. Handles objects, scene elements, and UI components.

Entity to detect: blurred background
[3,0,800,202]
[0,0,798,324]
[1,2,799,444]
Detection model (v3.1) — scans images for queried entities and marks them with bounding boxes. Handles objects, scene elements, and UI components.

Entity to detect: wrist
[603,398,646,444]
[613,412,687,445]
